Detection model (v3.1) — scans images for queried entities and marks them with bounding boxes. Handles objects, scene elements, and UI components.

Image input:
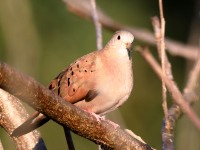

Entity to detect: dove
[12,30,134,136]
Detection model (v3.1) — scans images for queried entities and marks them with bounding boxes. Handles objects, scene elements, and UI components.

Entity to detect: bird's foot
[83,110,120,128]
[90,112,103,122]
[89,113,120,128]
[106,120,120,129]
[83,110,103,122]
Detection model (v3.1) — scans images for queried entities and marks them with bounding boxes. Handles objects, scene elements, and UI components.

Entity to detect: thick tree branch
[63,0,199,60]
[0,62,154,150]
[0,89,46,150]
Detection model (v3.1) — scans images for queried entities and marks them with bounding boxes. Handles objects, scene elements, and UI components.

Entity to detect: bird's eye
[117,35,121,40]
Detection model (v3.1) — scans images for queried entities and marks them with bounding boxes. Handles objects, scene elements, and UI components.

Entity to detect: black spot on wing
[49,84,53,90]
[67,78,70,86]
[58,87,60,95]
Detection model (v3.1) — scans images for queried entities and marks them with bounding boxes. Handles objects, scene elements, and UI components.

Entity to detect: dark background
[0,0,199,149]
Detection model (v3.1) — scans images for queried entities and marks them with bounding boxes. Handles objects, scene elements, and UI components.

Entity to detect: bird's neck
[101,46,132,62]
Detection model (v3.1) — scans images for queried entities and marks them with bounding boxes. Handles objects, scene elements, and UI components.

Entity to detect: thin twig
[90,0,102,50]
[152,17,173,80]
[0,62,154,150]
[184,52,200,97]
[158,0,169,129]
[152,16,174,150]
[137,47,200,131]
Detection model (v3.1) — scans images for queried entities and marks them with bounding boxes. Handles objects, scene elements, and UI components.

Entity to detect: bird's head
[104,30,134,59]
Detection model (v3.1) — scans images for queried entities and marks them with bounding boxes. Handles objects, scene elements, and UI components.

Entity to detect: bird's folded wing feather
[49,52,98,103]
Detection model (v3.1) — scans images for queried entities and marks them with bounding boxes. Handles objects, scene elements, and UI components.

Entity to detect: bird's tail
[11,111,49,137]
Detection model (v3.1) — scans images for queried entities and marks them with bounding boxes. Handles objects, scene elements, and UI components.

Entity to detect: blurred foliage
[0,0,199,149]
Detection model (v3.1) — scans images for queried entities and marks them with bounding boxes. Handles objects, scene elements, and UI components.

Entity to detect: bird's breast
[95,55,133,104]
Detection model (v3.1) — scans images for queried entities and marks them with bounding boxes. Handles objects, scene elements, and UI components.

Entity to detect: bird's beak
[126,43,132,51]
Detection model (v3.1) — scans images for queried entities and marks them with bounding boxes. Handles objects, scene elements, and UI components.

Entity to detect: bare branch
[90,0,102,50]
[152,16,174,149]
[0,62,154,150]
[0,89,46,150]
[161,54,200,150]
[184,52,200,98]
[150,15,200,149]
[152,17,173,80]
[157,0,169,130]
[152,15,171,149]
[136,47,200,131]
[63,0,199,60]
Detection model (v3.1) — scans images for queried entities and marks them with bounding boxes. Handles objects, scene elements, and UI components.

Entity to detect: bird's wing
[49,52,98,104]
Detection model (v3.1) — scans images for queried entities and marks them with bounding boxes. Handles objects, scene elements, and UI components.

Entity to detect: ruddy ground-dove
[12,30,134,136]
